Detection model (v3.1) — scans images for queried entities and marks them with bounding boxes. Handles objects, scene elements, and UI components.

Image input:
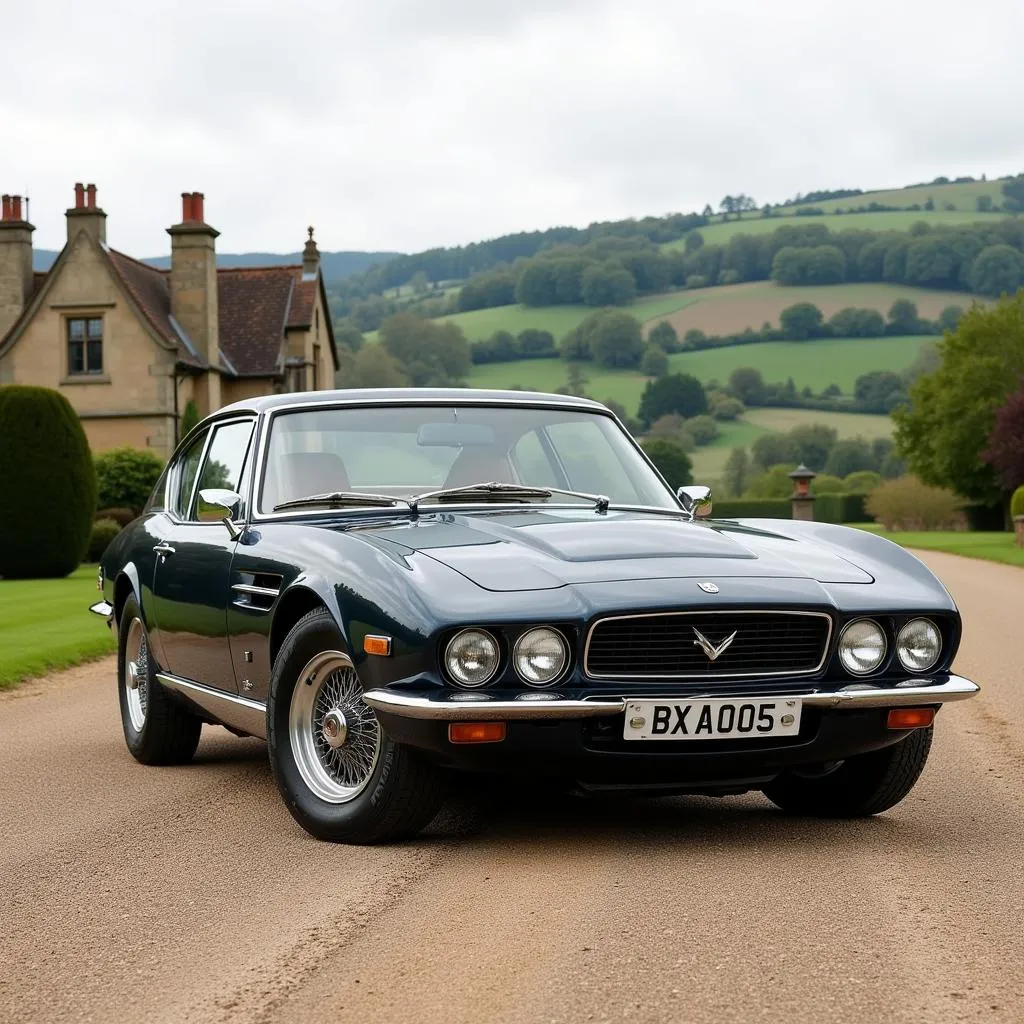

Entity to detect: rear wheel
[762,727,933,817]
[117,595,202,765]
[267,608,447,844]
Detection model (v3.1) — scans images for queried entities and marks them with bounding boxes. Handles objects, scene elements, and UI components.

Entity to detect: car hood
[350,508,874,591]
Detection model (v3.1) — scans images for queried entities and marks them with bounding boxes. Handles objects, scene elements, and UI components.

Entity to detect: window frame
[188,418,257,522]
[66,314,105,376]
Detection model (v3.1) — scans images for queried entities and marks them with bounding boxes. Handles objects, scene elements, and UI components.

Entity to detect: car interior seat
[442,447,517,489]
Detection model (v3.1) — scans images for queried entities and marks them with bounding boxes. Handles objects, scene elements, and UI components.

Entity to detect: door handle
[153,543,176,557]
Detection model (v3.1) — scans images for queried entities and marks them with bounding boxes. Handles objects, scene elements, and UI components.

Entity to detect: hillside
[32,248,400,283]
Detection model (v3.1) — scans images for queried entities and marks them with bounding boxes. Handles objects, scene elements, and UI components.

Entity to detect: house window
[313,344,321,390]
[68,317,104,375]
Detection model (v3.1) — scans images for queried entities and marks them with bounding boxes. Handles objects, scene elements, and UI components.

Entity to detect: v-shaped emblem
[692,627,737,662]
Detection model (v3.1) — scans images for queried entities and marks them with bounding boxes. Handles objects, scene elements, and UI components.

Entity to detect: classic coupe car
[91,388,979,844]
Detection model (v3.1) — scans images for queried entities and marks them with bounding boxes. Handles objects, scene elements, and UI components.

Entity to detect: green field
[854,526,1023,568]
[666,209,1009,247]
[0,565,115,688]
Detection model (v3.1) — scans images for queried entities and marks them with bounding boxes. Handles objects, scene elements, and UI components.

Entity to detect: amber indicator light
[363,635,392,657]
[887,707,936,730]
[448,722,507,744]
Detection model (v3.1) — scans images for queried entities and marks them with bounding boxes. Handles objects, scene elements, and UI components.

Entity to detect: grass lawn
[0,565,115,689]
[852,526,1024,567]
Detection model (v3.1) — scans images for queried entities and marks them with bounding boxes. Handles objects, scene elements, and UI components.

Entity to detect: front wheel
[762,727,933,817]
[267,608,447,844]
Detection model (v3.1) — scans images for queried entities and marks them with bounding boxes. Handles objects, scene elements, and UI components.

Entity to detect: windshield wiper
[273,491,410,512]
[409,481,609,513]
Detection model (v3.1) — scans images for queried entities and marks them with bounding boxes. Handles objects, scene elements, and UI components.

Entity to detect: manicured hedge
[713,493,871,524]
[963,501,1006,531]
[815,493,871,524]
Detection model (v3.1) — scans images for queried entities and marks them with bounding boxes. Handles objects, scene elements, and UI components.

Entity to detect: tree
[603,398,640,435]
[843,470,882,493]
[638,373,708,427]
[340,343,409,387]
[1000,174,1024,212]
[893,292,1024,502]
[937,305,965,333]
[648,320,680,352]
[517,328,556,357]
[701,204,714,218]
[0,385,97,578]
[969,244,1024,298]
[823,438,874,477]
[95,447,164,514]
[728,366,767,405]
[378,313,470,386]
[854,370,908,412]
[552,258,588,304]
[779,302,825,340]
[334,318,364,352]
[683,231,704,254]
[580,263,637,306]
[683,328,707,349]
[983,382,1024,491]
[770,246,807,285]
[685,415,719,446]
[710,396,744,421]
[722,447,750,497]
[746,465,797,498]
[976,195,994,213]
[787,424,838,471]
[751,433,799,471]
[566,309,645,369]
[179,399,200,439]
[804,245,846,284]
[828,307,884,338]
[902,342,942,385]
[562,363,590,398]
[409,270,429,295]
[640,344,669,377]
[641,438,693,489]
[887,299,920,334]
[515,262,558,306]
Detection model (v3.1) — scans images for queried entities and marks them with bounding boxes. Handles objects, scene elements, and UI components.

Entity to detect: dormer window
[67,316,103,375]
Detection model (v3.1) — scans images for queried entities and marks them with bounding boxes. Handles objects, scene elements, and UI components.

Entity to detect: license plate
[622,698,802,741]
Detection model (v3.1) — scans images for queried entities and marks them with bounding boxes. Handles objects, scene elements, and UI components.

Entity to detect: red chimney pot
[74,182,85,209]
[181,192,194,223]
[10,196,22,221]
[1,195,10,221]
[191,192,205,224]
[85,184,97,209]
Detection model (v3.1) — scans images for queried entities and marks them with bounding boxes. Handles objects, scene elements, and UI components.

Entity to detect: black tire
[117,595,202,765]
[267,607,447,844]
[762,727,933,818]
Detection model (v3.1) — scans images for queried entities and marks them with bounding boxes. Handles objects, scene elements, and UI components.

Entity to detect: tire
[762,727,933,818]
[267,607,447,844]
[117,595,202,765]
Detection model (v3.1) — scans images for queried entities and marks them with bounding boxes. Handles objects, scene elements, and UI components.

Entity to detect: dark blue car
[91,389,979,843]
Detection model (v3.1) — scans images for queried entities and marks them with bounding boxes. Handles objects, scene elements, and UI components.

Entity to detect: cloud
[4,0,1023,256]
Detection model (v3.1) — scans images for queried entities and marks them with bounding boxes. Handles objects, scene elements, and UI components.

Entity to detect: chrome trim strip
[362,675,979,721]
[89,600,114,618]
[156,672,268,739]
[231,583,281,599]
[362,690,625,721]
[583,609,834,681]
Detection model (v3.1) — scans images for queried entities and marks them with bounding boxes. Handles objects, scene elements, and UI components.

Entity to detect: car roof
[216,387,610,417]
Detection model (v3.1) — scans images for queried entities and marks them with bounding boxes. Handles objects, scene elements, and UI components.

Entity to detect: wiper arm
[273,491,410,512]
[409,481,609,513]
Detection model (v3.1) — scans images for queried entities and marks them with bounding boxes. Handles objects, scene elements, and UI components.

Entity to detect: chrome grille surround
[583,609,833,680]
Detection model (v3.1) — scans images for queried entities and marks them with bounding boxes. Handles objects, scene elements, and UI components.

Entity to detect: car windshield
[258,403,677,514]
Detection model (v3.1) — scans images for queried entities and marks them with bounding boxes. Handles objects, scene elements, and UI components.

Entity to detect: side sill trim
[156,672,268,739]
[362,675,980,722]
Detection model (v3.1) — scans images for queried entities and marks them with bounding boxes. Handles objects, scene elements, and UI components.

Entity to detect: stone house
[0,185,338,457]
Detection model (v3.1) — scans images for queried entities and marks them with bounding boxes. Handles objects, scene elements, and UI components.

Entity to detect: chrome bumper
[89,600,114,622]
[361,675,980,722]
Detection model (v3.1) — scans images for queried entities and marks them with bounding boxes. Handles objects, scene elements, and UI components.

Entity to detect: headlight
[839,619,887,675]
[513,627,568,686]
[444,628,500,687]
[896,618,941,672]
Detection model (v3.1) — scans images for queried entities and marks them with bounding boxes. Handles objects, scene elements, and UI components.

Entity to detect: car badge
[692,627,737,662]
[697,581,719,594]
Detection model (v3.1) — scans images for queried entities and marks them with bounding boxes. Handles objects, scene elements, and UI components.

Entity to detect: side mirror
[197,488,243,539]
[677,485,712,520]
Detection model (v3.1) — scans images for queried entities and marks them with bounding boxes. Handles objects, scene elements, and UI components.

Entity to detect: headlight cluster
[838,617,942,676]
[443,626,569,688]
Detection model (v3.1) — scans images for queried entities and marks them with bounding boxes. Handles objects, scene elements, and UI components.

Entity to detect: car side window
[511,430,559,487]
[173,430,209,518]
[190,420,255,521]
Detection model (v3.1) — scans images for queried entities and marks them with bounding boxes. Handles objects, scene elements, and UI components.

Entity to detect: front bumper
[362,674,979,721]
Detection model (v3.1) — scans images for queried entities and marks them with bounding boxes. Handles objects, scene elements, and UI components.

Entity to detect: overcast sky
[5,0,1024,257]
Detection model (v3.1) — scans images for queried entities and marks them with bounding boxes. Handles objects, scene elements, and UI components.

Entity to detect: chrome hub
[322,708,348,749]
[127,660,140,690]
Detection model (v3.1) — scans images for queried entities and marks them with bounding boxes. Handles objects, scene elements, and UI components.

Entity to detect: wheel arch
[113,564,143,629]
[270,583,344,668]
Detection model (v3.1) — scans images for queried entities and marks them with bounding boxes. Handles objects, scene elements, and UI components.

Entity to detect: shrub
[685,274,708,289]
[640,438,693,489]
[88,518,121,563]
[95,446,164,514]
[712,498,791,519]
[815,493,871,524]
[745,465,796,499]
[640,344,669,377]
[685,414,719,446]
[95,506,137,528]
[0,385,97,578]
[180,399,201,438]
[710,397,744,421]
[842,470,882,494]
[1012,485,1024,518]
[811,473,846,494]
[865,477,962,530]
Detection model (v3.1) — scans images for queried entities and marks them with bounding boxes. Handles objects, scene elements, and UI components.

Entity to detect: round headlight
[513,627,568,686]
[896,618,941,672]
[444,628,500,687]
[839,619,887,675]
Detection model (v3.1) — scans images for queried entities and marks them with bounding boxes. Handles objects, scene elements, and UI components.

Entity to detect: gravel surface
[1,550,1021,1024]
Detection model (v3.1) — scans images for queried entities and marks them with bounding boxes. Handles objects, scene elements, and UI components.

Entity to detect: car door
[150,416,256,692]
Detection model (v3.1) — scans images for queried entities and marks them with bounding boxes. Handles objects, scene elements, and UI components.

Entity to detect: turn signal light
[363,635,392,656]
[887,707,936,730]
[448,722,507,744]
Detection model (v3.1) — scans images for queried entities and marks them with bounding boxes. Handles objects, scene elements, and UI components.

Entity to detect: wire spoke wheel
[288,652,381,804]
[124,616,150,732]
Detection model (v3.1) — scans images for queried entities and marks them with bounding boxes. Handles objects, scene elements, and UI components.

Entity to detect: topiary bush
[94,446,164,515]
[1012,485,1024,519]
[88,518,121,562]
[0,385,97,578]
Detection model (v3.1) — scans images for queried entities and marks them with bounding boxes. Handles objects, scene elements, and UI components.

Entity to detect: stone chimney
[302,225,320,278]
[0,194,35,339]
[66,182,107,245]
[168,191,221,413]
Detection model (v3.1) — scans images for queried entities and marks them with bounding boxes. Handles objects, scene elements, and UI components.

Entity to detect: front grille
[584,611,831,679]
